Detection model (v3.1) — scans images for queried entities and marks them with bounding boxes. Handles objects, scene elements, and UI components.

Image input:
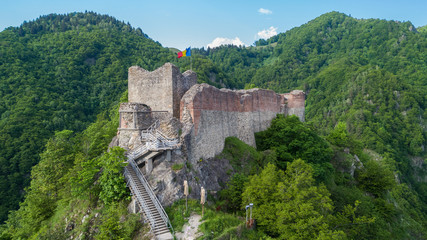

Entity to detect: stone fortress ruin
[118,62,305,164]
[115,62,305,239]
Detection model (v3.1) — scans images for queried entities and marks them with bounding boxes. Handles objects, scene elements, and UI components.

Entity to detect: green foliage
[171,163,184,171]
[166,199,202,232]
[96,203,141,240]
[417,25,427,33]
[327,122,350,147]
[0,130,77,238]
[98,147,128,204]
[219,137,264,175]
[198,212,241,239]
[0,12,175,222]
[256,115,333,166]
[220,173,248,212]
[166,199,249,239]
[242,160,346,239]
[0,100,129,239]
[255,115,334,182]
[356,159,395,197]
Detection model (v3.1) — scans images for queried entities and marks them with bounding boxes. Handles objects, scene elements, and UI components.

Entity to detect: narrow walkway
[175,214,203,240]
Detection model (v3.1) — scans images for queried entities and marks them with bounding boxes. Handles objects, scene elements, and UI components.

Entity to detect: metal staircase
[124,120,178,240]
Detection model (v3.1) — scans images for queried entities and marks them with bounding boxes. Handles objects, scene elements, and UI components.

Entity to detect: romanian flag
[178,47,191,58]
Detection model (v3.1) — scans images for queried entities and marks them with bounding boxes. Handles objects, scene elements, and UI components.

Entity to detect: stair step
[154,229,170,235]
[125,154,174,239]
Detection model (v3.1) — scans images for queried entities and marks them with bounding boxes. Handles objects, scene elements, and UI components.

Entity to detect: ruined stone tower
[128,63,197,118]
[117,103,152,150]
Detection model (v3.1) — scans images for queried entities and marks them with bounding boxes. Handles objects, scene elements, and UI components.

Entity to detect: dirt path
[175,213,203,240]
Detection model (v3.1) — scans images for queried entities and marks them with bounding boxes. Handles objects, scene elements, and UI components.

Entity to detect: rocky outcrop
[146,148,233,206]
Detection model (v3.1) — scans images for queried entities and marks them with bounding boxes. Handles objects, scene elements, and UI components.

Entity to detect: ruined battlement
[128,63,197,118]
[179,84,305,163]
[282,90,305,122]
[180,84,287,136]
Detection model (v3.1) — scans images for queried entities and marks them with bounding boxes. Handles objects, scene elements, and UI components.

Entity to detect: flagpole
[190,55,192,71]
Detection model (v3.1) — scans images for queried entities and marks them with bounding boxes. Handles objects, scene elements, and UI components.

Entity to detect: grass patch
[165,198,267,239]
[166,199,202,232]
[171,163,184,171]
[219,137,265,175]
[199,211,241,239]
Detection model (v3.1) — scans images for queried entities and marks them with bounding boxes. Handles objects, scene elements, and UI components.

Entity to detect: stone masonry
[179,83,305,164]
[118,103,152,150]
[128,63,197,119]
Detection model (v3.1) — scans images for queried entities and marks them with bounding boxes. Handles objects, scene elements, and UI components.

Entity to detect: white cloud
[258,8,272,15]
[257,26,278,39]
[207,37,246,48]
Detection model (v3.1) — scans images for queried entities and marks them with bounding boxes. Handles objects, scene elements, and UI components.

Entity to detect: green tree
[98,147,128,204]
[1,130,76,238]
[242,160,346,239]
[220,173,248,212]
[356,160,395,197]
[256,115,333,167]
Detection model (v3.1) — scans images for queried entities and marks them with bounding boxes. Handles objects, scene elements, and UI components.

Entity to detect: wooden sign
[184,180,189,196]
[200,187,206,204]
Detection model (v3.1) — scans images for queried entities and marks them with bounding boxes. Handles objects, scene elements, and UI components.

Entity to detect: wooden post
[200,187,206,218]
[184,180,189,211]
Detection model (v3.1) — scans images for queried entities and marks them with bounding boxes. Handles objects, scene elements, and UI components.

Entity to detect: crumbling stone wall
[282,90,305,122]
[128,63,197,118]
[180,84,305,164]
[118,103,152,150]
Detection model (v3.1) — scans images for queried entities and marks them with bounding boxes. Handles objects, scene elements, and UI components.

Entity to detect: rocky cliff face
[144,148,234,206]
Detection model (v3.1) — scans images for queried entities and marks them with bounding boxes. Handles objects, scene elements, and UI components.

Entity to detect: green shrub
[98,147,129,204]
[171,163,184,171]
[255,115,333,171]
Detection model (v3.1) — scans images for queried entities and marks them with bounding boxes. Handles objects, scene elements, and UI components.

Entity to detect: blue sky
[1,0,426,50]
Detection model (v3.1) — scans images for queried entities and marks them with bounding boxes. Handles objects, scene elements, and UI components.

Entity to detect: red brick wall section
[282,90,305,109]
[180,84,284,135]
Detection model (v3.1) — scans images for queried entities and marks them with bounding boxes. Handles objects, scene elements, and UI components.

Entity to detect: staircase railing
[123,115,178,236]
[127,156,174,234]
[124,166,156,230]
[130,144,148,159]
[141,120,179,150]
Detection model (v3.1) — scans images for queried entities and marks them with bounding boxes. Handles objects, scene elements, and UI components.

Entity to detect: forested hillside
[0,12,234,223]
[202,11,426,203]
[0,12,178,222]
[0,11,426,239]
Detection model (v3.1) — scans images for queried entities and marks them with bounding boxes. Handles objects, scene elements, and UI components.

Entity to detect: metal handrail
[127,157,174,234]
[130,145,148,159]
[124,165,156,230]
[155,130,178,143]
[124,116,178,236]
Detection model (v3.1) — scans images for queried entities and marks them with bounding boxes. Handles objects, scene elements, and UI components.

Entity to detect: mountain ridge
[0,11,426,239]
